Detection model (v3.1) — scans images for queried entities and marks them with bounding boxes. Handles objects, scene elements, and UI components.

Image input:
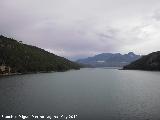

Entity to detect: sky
[0,0,160,60]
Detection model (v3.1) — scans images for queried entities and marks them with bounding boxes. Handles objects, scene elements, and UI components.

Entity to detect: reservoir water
[0,68,160,120]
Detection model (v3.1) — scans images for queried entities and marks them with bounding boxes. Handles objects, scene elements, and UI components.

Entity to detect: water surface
[0,68,160,120]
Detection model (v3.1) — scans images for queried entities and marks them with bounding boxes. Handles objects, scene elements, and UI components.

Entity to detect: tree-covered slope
[0,35,81,74]
[123,51,160,71]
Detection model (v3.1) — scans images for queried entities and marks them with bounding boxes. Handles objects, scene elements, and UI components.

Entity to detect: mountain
[0,35,81,75]
[123,51,160,71]
[76,52,141,67]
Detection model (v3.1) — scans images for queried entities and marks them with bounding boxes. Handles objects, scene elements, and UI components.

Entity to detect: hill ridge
[0,35,81,75]
[123,51,160,71]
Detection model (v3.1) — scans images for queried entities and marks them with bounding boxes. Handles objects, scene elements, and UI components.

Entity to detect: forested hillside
[123,51,160,71]
[0,35,81,75]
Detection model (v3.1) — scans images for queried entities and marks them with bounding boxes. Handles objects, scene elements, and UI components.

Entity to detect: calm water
[0,68,160,120]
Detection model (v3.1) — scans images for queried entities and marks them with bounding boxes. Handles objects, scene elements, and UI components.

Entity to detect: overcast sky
[0,0,160,60]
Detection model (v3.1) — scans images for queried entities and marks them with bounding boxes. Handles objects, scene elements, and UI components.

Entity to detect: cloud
[0,0,160,60]
[152,10,160,21]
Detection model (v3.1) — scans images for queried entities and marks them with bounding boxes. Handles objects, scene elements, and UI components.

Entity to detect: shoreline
[0,68,81,77]
[0,73,22,77]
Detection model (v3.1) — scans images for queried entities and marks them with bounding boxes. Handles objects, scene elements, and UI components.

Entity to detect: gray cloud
[152,10,160,21]
[0,0,160,60]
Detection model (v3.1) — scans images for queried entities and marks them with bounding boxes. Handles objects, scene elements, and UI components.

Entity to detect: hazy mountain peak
[77,52,141,67]
[128,52,135,55]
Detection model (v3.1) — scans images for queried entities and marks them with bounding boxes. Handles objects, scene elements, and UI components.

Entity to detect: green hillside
[0,35,81,75]
[123,51,160,71]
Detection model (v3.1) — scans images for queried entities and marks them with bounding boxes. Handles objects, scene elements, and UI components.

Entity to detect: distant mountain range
[0,35,81,75]
[123,51,160,71]
[77,52,141,67]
